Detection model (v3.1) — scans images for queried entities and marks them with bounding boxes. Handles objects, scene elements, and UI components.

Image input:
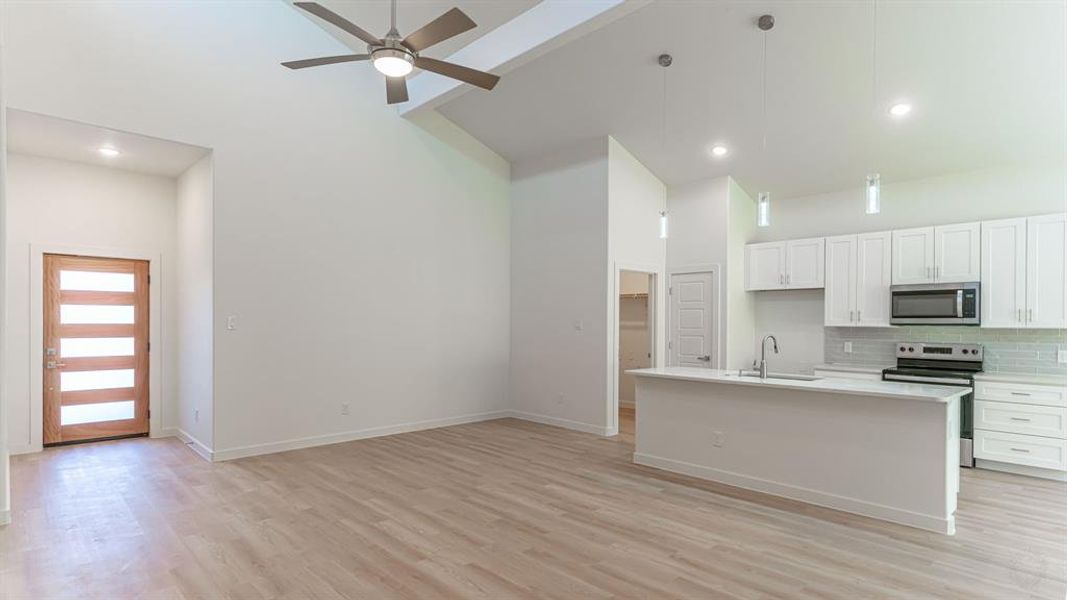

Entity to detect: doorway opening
[617,270,655,446]
[43,254,150,445]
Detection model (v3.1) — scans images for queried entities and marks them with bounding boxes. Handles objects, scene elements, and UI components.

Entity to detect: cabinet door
[935,222,981,283]
[785,238,825,289]
[824,235,856,325]
[746,242,786,291]
[892,227,934,284]
[980,218,1026,328]
[1026,213,1067,328]
[855,231,892,326]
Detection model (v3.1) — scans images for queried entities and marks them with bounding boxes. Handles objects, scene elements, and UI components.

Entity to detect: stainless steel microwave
[890,282,980,325]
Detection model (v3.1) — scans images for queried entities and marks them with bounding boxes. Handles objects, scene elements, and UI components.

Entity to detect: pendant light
[756,15,774,228]
[659,211,669,239]
[657,53,672,239]
[866,174,881,214]
[757,192,771,227]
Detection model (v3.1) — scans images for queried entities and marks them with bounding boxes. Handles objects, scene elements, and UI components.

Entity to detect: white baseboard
[507,411,612,436]
[7,444,41,456]
[633,452,955,535]
[212,410,511,462]
[976,459,1067,482]
[176,429,214,462]
[155,426,180,439]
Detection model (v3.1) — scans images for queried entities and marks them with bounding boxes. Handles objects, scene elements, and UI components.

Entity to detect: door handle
[46,361,67,369]
[697,355,711,362]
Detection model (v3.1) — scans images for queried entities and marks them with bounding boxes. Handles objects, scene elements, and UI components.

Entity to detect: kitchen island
[628,367,970,534]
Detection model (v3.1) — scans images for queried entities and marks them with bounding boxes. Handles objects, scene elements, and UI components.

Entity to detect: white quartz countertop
[628,367,970,402]
[813,363,892,374]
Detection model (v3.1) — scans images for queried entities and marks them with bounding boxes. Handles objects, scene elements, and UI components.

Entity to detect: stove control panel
[896,342,983,361]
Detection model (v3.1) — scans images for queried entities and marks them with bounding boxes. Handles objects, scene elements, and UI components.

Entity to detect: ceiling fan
[283,1,500,105]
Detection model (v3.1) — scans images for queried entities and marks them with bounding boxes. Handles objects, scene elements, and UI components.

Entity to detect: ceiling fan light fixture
[372,48,414,78]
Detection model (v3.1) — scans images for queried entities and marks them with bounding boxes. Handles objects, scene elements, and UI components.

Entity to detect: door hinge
[147,409,151,418]
[668,286,673,295]
[668,341,673,349]
[147,274,151,284]
[147,342,151,352]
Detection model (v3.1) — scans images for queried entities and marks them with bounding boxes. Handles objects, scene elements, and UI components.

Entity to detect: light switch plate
[1058,349,1067,364]
[844,342,853,354]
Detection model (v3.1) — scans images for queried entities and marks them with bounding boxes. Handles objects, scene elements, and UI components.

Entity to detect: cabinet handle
[856,310,861,322]
[1010,392,1031,396]
[1009,417,1032,422]
[849,310,855,322]
[1017,308,1022,322]
[1009,447,1031,453]
[1027,308,1033,322]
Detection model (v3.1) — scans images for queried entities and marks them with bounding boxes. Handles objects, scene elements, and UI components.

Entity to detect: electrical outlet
[341,402,350,415]
[226,315,237,331]
[194,409,199,423]
[843,342,853,354]
[572,320,584,332]
[556,393,565,406]
[1058,349,1067,364]
[712,431,725,447]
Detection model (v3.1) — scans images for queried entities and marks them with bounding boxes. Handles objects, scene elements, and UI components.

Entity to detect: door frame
[28,244,164,452]
[667,264,722,370]
[608,261,664,437]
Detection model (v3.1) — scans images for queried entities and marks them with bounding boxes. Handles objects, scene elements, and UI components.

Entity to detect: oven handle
[883,374,973,386]
[957,290,963,317]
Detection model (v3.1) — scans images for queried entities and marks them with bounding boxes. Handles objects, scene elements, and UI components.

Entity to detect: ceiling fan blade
[414,57,499,91]
[294,2,383,47]
[402,7,476,53]
[281,54,369,69]
[386,76,409,104]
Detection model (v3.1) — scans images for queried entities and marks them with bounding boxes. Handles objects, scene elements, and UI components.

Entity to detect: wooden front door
[43,254,150,445]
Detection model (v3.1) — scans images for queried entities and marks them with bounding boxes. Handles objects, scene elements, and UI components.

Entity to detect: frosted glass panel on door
[61,337,135,358]
[60,270,135,292]
[61,400,135,425]
[61,369,135,392]
[60,305,135,324]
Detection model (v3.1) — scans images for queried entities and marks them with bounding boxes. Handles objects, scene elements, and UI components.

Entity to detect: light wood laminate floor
[2,416,1065,599]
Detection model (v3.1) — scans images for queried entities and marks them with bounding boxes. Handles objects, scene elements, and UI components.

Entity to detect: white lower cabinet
[973,380,1067,476]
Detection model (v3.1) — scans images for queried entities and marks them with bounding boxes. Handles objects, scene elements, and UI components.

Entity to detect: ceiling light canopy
[97,147,120,157]
[888,102,912,117]
[710,144,729,157]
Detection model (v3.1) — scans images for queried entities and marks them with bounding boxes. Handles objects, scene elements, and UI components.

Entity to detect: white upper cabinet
[892,227,935,284]
[785,238,825,289]
[824,235,856,326]
[746,242,787,290]
[893,223,980,284]
[1026,213,1067,329]
[935,222,981,283]
[746,238,824,291]
[823,232,891,327]
[855,232,892,326]
[981,218,1027,327]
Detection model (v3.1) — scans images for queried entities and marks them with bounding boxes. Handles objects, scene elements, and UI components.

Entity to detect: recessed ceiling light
[710,144,729,157]
[98,146,120,157]
[888,102,912,117]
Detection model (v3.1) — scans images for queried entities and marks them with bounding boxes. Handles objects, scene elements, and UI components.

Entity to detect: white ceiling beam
[400,0,651,117]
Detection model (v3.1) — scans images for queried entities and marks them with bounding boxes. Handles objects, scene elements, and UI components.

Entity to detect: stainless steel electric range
[882,342,983,467]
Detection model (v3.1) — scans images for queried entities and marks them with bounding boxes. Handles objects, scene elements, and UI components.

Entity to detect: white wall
[4,154,178,453]
[751,163,1066,243]
[2,2,511,459]
[665,175,757,369]
[510,139,609,433]
[176,155,213,450]
[0,7,11,523]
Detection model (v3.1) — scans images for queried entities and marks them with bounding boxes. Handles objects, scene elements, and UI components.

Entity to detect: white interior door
[981,218,1027,328]
[1026,213,1067,328]
[670,272,716,368]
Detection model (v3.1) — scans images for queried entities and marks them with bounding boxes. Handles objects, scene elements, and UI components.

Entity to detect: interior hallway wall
[3,153,178,453]
[176,155,213,452]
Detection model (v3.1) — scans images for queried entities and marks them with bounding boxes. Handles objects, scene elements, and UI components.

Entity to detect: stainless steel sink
[734,370,823,382]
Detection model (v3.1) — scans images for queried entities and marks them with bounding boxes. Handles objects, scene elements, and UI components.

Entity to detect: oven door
[890,284,978,325]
